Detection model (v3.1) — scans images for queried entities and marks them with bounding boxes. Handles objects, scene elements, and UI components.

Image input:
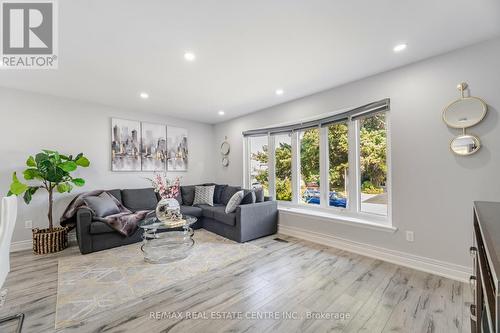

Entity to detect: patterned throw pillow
[193,185,215,206]
[225,190,245,214]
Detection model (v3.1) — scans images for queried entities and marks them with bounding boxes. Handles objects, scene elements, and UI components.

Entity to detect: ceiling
[1,0,499,124]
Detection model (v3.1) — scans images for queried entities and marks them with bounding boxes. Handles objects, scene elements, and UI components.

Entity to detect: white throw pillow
[225,190,245,213]
[193,185,215,206]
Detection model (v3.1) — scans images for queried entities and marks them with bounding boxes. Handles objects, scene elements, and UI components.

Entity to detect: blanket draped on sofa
[60,190,152,236]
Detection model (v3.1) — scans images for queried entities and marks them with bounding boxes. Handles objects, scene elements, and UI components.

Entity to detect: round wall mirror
[220,141,230,155]
[442,97,487,129]
[450,134,481,156]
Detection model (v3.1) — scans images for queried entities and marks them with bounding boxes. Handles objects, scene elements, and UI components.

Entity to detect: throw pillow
[221,186,242,205]
[181,185,196,206]
[225,190,245,214]
[241,189,256,205]
[213,184,228,204]
[84,192,120,217]
[193,185,215,206]
[254,187,265,202]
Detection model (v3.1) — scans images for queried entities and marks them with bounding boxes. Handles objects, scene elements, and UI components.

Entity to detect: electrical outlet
[406,231,414,242]
[25,220,32,229]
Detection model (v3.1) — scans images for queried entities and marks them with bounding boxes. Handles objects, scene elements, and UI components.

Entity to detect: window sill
[278,205,397,233]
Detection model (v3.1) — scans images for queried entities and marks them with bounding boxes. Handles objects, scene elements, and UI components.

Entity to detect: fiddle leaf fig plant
[8,150,90,230]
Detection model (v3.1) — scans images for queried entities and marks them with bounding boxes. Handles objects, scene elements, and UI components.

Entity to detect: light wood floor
[0,234,471,333]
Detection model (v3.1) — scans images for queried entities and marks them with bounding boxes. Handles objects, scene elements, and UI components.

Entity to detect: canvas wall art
[141,122,167,171]
[111,118,141,171]
[167,126,188,171]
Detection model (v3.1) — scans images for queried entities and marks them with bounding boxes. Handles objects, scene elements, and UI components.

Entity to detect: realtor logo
[1,0,58,69]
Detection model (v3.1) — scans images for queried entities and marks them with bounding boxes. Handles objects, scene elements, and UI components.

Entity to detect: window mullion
[319,126,329,208]
[268,134,276,200]
[291,131,300,204]
[348,120,359,213]
[243,137,250,188]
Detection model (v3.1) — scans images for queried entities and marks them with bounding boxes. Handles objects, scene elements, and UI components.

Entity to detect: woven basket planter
[32,227,68,254]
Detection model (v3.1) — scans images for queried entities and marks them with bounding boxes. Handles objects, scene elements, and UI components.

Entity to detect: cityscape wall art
[140,122,166,171]
[111,118,187,172]
[166,126,188,171]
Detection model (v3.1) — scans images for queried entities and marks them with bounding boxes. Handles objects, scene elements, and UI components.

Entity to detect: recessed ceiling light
[140,92,149,99]
[393,43,407,53]
[275,89,284,96]
[218,110,225,116]
[184,52,196,61]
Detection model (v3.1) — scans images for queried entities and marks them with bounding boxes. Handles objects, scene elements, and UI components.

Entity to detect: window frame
[243,111,391,226]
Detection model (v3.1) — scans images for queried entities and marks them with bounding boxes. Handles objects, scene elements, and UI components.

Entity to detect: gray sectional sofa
[75,184,278,254]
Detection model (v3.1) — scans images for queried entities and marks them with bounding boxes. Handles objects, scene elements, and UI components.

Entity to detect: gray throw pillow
[213,184,228,204]
[225,190,245,214]
[193,185,215,206]
[241,189,256,205]
[84,192,120,217]
[221,186,242,205]
[254,188,265,202]
[181,185,196,206]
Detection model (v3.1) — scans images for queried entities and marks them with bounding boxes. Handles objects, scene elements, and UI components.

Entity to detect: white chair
[0,196,24,333]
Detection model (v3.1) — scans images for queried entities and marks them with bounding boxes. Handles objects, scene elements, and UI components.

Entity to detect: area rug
[55,230,262,329]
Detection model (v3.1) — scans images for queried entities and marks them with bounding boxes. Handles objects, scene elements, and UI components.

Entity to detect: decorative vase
[156,198,181,223]
[32,227,68,254]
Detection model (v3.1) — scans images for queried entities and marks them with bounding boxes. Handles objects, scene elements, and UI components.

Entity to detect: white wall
[213,37,500,269]
[0,88,216,243]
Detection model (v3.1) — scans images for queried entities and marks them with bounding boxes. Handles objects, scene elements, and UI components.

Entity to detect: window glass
[328,122,348,208]
[359,113,388,215]
[299,128,320,205]
[249,136,269,196]
[273,133,292,201]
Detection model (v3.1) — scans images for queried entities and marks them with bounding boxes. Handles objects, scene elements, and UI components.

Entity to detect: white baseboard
[10,239,33,252]
[279,224,471,283]
[10,232,77,253]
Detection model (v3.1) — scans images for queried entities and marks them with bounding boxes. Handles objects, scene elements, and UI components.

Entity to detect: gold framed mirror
[220,141,230,155]
[442,97,487,129]
[450,134,481,156]
[443,82,487,156]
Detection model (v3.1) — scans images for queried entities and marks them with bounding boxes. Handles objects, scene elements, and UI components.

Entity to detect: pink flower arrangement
[148,173,180,199]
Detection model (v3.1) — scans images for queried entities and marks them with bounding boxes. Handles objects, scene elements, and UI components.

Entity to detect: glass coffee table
[138,215,197,264]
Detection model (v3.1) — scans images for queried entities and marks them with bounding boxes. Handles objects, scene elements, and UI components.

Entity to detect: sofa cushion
[180,205,203,218]
[89,221,116,234]
[107,189,122,203]
[121,188,158,211]
[221,186,242,205]
[213,185,228,204]
[198,204,225,219]
[241,189,256,205]
[84,192,120,217]
[181,185,195,206]
[193,185,215,206]
[212,206,236,226]
[254,188,265,202]
[226,190,244,213]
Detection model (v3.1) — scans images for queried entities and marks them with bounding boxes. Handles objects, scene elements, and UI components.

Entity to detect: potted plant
[8,150,90,254]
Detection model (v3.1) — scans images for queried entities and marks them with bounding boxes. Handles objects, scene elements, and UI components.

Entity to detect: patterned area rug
[55,230,262,329]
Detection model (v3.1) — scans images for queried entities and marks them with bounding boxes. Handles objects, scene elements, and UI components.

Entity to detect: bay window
[327,122,349,208]
[244,99,391,224]
[273,133,292,201]
[248,136,269,196]
[358,112,388,216]
[299,128,320,205]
